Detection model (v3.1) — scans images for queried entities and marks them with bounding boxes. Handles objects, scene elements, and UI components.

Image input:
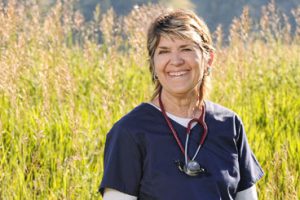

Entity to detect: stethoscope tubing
[158,92,208,162]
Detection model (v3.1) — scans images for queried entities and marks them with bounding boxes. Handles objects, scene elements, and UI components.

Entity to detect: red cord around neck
[158,91,208,160]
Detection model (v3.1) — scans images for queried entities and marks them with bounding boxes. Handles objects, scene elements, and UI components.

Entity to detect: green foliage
[0,1,299,199]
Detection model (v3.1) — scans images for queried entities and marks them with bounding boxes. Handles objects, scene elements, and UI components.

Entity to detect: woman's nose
[170,52,184,66]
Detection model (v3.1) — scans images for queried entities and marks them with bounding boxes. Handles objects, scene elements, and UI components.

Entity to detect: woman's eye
[158,50,169,54]
[182,48,192,52]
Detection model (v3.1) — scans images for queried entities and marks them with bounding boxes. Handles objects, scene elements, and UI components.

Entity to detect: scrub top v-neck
[99,101,264,200]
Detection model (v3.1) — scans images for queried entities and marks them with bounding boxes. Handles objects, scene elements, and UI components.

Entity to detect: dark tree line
[75,0,298,34]
[4,0,298,36]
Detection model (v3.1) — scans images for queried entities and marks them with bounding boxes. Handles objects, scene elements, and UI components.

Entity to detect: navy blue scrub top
[99,101,264,200]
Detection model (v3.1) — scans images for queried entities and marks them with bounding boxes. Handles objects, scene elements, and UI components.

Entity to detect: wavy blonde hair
[147,9,215,100]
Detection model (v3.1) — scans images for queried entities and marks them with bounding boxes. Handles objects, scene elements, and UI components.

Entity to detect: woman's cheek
[155,56,167,69]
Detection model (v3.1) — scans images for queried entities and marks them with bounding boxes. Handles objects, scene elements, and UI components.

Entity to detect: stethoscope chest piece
[184,160,206,176]
[176,160,206,176]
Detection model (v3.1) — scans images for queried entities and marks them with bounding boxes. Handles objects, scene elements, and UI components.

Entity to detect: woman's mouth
[168,71,188,77]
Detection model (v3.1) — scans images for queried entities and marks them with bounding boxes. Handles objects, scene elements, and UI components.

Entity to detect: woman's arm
[235,185,257,200]
[103,188,138,200]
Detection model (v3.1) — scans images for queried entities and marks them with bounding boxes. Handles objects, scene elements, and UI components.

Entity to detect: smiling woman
[147,10,214,103]
[153,37,206,104]
[99,9,264,200]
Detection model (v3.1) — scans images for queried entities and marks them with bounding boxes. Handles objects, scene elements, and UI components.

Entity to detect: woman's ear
[208,52,214,66]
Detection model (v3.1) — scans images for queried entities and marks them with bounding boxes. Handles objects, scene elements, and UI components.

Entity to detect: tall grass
[0,0,299,199]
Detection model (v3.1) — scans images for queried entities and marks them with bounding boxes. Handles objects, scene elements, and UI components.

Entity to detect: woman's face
[154,36,205,97]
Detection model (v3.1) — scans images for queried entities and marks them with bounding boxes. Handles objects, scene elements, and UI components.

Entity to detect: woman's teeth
[168,71,188,77]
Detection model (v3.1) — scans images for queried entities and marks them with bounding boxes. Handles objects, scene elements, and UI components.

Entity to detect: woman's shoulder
[111,103,158,132]
[205,100,242,122]
[205,101,245,139]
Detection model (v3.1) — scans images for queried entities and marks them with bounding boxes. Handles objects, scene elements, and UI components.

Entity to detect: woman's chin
[163,87,197,97]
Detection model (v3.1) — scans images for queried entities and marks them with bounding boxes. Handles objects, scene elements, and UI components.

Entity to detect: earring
[205,67,212,76]
[153,71,158,80]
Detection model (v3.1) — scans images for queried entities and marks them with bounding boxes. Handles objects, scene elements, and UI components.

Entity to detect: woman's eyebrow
[157,44,193,49]
[157,46,170,49]
[179,44,193,48]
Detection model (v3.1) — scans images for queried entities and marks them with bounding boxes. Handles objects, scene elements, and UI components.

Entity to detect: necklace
[158,91,208,176]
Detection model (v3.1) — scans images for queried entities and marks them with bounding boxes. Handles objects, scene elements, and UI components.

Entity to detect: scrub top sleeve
[235,117,264,192]
[99,124,143,196]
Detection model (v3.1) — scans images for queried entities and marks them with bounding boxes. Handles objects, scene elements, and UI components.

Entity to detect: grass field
[0,1,299,199]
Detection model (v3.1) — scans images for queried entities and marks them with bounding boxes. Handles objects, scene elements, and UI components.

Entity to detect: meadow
[0,0,299,199]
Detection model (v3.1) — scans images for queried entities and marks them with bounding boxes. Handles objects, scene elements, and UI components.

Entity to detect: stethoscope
[158,91,208,176]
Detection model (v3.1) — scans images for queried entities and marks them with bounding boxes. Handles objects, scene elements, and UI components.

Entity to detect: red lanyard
[158,92,208,160]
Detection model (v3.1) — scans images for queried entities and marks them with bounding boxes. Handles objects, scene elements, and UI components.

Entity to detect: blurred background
[12,0,299,37]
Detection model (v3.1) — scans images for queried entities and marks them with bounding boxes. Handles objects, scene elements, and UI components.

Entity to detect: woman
[99,9,264,200]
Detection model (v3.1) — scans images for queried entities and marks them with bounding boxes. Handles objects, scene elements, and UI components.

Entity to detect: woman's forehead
[157,35,195,47]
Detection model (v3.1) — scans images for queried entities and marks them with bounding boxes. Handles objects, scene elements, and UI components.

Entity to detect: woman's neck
[152,89,202,118]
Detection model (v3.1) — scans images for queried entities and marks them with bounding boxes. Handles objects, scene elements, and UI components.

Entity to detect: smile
[168,71,188,77]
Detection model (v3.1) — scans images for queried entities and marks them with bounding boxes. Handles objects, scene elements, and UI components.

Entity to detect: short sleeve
[235,116,264,192]
[99,123,142,196]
